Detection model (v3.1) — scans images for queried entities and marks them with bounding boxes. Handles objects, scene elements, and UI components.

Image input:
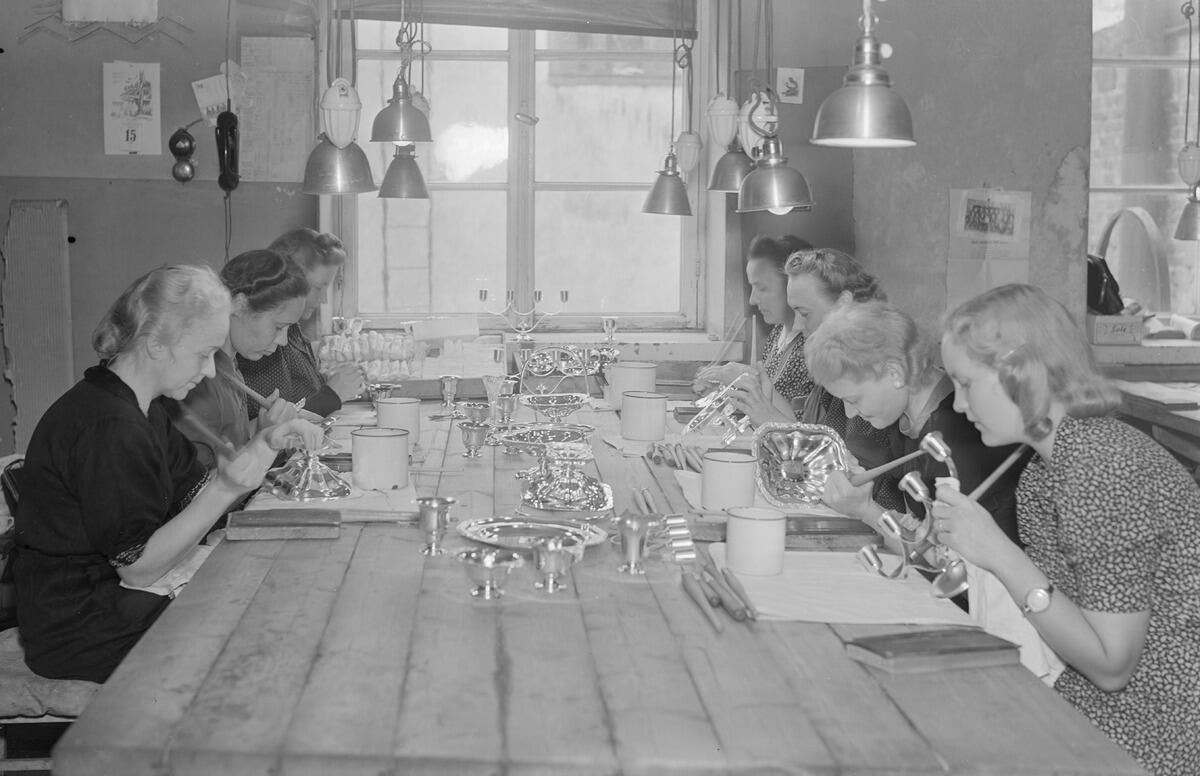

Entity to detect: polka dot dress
[761,324,813,404]
[1017,414,1200,776]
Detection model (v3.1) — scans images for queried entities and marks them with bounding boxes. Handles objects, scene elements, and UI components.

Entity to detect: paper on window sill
[709,544,974,626]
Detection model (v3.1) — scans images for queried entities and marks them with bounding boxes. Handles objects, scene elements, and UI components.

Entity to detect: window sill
[1092,340,1200,366]
[511,331,737,363]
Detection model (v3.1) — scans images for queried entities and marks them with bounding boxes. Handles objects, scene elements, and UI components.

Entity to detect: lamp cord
[1187,2,1197,147]
[223,0,234,261]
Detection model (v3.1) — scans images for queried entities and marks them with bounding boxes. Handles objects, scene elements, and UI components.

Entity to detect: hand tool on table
[225,508,419,540]
[693,543,749,622]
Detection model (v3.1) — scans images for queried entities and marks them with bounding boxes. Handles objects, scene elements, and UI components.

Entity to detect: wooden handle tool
[968,445,1030,500]
[848,449,927,487]
[681,571,724,633]
[721,567,759,620]
[177,407,237,460]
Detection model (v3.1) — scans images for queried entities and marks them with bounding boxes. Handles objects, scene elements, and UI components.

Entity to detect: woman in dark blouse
[811,300,1025,546]
[237,229,364,418]
[12,265,323,682]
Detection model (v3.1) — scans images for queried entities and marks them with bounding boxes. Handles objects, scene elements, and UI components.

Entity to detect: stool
[0,628,100,773]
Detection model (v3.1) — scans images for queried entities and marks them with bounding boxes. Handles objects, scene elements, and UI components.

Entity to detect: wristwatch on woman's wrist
[1021,584,1055,615]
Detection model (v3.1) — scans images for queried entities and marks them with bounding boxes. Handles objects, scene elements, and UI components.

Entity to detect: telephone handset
[216,110,240,192]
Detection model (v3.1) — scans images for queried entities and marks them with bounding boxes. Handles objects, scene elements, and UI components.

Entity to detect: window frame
[327,13,714,335]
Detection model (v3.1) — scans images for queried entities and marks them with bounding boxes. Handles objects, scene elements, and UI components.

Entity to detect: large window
[338,19,706,332]
[1091,0,1199,314]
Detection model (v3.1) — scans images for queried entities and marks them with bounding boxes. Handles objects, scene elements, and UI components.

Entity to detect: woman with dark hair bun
[173,249,315,467]
[237,228,364,418]
[12,265,323,682]
[693,234,815,416]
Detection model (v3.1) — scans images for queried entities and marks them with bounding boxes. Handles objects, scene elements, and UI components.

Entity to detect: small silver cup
[460,421,490,458]
[533,536,581,593]
[457,548,524,600]
[415,496,456,556]
[439,374,461,407]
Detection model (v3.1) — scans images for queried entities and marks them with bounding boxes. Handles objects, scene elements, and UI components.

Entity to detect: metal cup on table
[439,375,461,407]
[616,513,659,575]
[415,496,456,556]
[460,421,490,458]
[457,547,524,600]
[533,536,581,594]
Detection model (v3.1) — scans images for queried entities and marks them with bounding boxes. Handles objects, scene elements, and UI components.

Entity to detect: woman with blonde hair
[811,300,1025,545]
[12,265,323,681]
[933,284,1199,776]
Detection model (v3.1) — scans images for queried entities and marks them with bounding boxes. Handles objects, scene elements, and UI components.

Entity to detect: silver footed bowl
[520,392,589,423]
[265,450,353,501]
[753,422,850,507]
[493,423,593,456]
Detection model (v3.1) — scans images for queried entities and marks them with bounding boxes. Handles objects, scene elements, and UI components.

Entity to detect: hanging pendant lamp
[708,142,755,192]
[370,75,432,144]
[811,0,915,148]
[379,144,429,199]
[737,135,813,214]
[643,151,692,216]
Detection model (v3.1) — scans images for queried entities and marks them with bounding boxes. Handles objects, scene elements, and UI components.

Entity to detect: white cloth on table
[966,562,1065,686]
[709,544,975,626]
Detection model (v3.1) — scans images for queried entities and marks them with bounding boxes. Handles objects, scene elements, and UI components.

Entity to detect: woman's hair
[219,249,309,314]
[805,300,938,389]
[943,283,1121,440]
[268,227,347,272]
[92,264,230,359]
[783,248,886,303]
[746,234,813,273]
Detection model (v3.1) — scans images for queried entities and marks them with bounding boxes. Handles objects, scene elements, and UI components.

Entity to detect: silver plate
[753,423,850,508]
[523,482,614,513]
[457,516,607,550]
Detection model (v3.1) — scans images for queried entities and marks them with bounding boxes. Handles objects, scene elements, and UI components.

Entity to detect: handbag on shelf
[1086,253,1125,316]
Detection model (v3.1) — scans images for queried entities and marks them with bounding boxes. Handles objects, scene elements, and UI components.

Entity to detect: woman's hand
[325,362,365,401]
[692,362,753,395]
[262,390,300,426]
[929,484,1011,569]
[822,468,876,522]
[215,436,276,493]
[727,365,793,425]
[260,418,326,452]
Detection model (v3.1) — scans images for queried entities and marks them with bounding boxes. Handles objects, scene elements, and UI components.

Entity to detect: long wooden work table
[54,400,1146,775]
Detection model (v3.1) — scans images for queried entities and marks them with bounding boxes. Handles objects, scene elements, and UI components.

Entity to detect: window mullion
[510,30,535,318]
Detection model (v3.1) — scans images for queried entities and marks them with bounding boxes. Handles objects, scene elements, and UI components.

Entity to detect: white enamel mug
[352,427,410,490]
[725,506,786,576]
[604,361,657,410]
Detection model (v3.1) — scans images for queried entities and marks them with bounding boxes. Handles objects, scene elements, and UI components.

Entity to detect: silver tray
[523,482,614,513]
[457,516,607,550]
[494,423,594,453]
[753,422,850,508]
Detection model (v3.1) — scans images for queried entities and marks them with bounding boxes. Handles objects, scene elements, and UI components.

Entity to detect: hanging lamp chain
[1186,1,1197,146]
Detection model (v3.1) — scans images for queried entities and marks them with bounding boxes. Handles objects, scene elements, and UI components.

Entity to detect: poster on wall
[946,188,1032,312]
[103,61,162,155]
[238,37,314,182]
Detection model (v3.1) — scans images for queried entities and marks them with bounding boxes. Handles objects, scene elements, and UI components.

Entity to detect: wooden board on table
[844,627,1019,674]
[226,509,340,540]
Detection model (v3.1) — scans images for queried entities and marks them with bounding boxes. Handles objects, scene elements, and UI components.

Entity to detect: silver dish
[523,482,614,513]
[753,422,850,507]
[265,451,353,501]
[494,423,593,454]
[457,516,607,550]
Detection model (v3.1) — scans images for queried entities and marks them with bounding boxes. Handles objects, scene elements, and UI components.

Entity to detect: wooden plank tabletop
[53,400,1147,776]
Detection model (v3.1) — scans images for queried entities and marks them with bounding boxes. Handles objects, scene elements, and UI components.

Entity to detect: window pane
[534,191,681,312]
[1091,66,1181,186]
[427,60,509,183]
[354,22,507,51]
[1093,0,1184,59]
[536,31,674,52]
[1089,192,1198,314]
[357,191,507,314]
[535,60,673,181]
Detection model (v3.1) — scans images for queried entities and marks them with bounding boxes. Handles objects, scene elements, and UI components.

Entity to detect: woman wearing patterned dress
[12,266,323,681]
[933,283,1200,776]
[693,235,814,419]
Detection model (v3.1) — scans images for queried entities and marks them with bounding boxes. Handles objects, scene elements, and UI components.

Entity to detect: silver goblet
[460,421,490,458]
[415,496,456,557]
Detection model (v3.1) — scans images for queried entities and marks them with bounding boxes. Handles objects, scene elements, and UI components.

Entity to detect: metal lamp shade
[642,152,692,216]
[302,135,377,195]
[708,145,755,192]
[737,136,814,214]
[379,145,429,199]
[1176,194,1200,240]
[370,78,433,144]
[811,33,915,148]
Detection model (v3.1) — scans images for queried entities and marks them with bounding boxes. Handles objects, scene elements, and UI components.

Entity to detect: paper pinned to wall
[238,37,314,182]
[103,61,161,155]
[946,188,1032,311]
[191,61,246,128]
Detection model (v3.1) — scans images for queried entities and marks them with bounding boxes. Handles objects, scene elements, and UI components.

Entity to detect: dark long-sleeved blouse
[237,324,341,419]
[13,365,208,681]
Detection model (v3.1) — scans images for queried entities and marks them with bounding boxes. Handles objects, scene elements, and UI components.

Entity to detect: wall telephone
[216,110,239,192]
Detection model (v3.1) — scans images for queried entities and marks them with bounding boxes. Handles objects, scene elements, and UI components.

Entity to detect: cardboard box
[1086,314,1144,345]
